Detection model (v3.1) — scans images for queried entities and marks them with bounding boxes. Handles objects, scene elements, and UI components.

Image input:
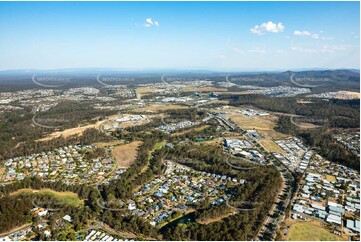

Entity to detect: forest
[226,94,360,128]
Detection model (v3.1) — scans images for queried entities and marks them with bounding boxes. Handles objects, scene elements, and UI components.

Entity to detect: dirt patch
[36,124,95,142]
[35,114,120,142]
[325,174,337,182]
[197,210,237,225]
[133,104,188,113]
[336,91,360,99]
[111,141,142,168]
[189,86,228,92]
[217,107,288,139]
[172,125,210,135]
[215,91,255,95]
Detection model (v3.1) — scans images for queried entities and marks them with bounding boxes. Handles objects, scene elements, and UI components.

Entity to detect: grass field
[286,221,343,241]
[227,113,277,130]
[95,140,125,147]
[135,87,163,99]
[11,188,83,206]
[325,175,337,182]
[259,139,285,153]
[258,130,289,140]
[153,141,166,151]
[217,108,288,139]
[111,141,142,168]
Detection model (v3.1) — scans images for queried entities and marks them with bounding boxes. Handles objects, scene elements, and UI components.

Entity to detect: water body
[160,212,197,232]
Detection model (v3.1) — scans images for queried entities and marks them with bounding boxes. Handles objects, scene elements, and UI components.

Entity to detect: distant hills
[0,68,359,76]
[0,68,358,93]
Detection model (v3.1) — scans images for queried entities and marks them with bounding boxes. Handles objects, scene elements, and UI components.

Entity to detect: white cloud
[250,21,284,35]
[294,30,321,39]
[291,44,351,53]
[233,47,266,54]
[291,46,317,53]
[144,18,159,28]
[311,34,320,39]
[294,30,311,36]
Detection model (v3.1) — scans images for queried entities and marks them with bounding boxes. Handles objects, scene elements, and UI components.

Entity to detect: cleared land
[290,115,321,129]
[35,125,95,142]
[227,113,276,130]
[196,210,237,225]
[204,99,230,105]
[258,130,289,140]
[259,139,285,153]
[95,140,125,148]
[11,188,83,206]
[286,220,344,241]
[185,86,228,92]
[172,125,210,135]
[133,104,188,113]
[35,114,120,142]
[336,91,360,99]
[295,122,321,129]
[111,141,142,168]
[136,87,164,99]
[325,174,337,182]
[215,91,255,95]
[215,107,288,139]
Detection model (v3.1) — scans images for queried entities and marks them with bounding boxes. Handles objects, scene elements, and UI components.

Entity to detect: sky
[0,1,359,71]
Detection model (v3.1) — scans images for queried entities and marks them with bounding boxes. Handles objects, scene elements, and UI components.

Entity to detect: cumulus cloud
[250,21,284,35]
[144,18,159,27]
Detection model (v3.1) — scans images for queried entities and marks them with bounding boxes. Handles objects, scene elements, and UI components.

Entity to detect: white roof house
[38,210,48,217]
[326,214,342,225]
[63,215,72,223]
[346,220,360,232]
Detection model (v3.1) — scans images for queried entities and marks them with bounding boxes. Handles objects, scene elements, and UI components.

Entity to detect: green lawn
[12,188,84,207]
[153,141,166,151]
[287,221,341,241]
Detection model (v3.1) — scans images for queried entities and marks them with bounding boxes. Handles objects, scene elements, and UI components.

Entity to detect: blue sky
[0,1,359,71]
